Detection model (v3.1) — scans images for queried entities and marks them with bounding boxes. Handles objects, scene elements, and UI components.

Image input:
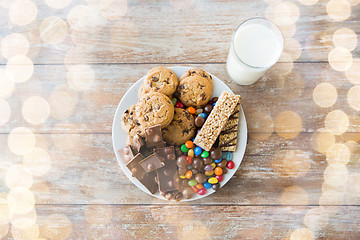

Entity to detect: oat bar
[193,91,240,151]
[218,98,241,151]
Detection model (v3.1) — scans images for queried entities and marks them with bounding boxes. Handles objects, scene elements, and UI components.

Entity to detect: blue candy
[198,113,207,119]
[212,102,216,106]
[222,151,227,159]
[203,182,212,189]
[214,158,222,163]
[226,152,233,160]
[194,146,202,156]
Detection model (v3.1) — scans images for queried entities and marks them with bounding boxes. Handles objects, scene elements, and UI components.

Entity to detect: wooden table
[0,0,359,239]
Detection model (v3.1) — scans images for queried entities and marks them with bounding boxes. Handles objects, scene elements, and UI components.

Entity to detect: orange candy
[185,140,194,149]
[187,107,196,114]
[214,167,223,176]
[185,170,193,179]
[196,183,204,189]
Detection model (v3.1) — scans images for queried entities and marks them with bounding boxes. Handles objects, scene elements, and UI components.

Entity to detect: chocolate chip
[144,115,149,121]
[201,93,206,100]
[209,75,212,79]
[146,96,150,100]
[125,109,129,113]
[191,71,196,74]
[155,87,160,90]
[203,74,207,78]
[183,129,189,134]
[199,83,204,89]
[152,76,159,82]
[149,82,152,88]
[165,78,169,84]
[156,105,160,110]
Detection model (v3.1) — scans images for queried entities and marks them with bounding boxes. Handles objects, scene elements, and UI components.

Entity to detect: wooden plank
[1,132,359,205]
[1,62,359,134]
[1,205,360,239]
[0,0,358,64]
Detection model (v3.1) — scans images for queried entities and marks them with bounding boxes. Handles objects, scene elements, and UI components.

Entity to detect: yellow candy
[208,177,218,184]
[188,149,195,158]
[211,163,216,169]
[205,170,214,176]
[180,175,186,179]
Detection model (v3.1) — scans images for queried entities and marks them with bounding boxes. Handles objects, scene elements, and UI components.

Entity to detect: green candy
[188,179,197,187]
[171,98,177,105]
[181,144,189,153]
[201,151,209,158]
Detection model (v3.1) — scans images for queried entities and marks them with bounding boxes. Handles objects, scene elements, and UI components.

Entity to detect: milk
[227,19,283,85]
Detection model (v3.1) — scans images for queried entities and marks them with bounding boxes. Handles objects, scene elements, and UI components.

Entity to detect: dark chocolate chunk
[145,125,166,148]
[118,145,135,164]
[139,152,165,173]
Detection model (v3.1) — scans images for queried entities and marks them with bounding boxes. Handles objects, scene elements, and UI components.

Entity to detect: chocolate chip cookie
[179,68,213,88]
[138,83,152,98]
[177,75,213,108]
[128,92,174,137]
[162,108,196,146]
[121,104,137,133]
[143,67,178,97]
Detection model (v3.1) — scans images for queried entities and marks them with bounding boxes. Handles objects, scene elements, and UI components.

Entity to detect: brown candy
[178,167,187,175]
[118,145,135,164]
[210,148,222,160]
[155,146,176,162]
[176,156,187,168]
[175,146,182,157]
[217,159,227,168]
[212,183,220,191]
[204,104,213,113]
[192,157,204,171]
[182,187,194,199]
[174,192,183,202]
[145,125,166,148]
[165,192,174,200]
[195,173,206,184]
[195,116,205,128]
[203,157,213,165]
[139,152,165,173]
[181,178,189,187]
[191,168,199,175]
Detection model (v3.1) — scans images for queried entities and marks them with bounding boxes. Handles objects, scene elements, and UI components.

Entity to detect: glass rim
[231,17,284,69]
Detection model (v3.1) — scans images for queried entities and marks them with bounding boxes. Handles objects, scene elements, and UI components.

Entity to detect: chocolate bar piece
[126,153,146,180]
[139,152,165,173]
[219,99,241,152]
[140,171,158,194]
[156,161,181,193]
[194,91,240,151]
[118,145,135,164]
[154,146,176,162]
[145,125,166,148]
[130,134,146,153]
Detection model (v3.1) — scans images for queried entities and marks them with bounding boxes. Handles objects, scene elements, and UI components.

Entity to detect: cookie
[177,75,213,108]
[143,67,178,97]
[138,83,152,98]
[121,104,138,133]
[162,108,196,146]
[129,92,174,137]
[179,68,213,88]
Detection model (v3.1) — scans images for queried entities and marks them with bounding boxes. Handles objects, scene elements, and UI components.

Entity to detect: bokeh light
[332,28,358,51]
[345,141,360,165]
[297,0,318,5]
[10,209,37,230]
[85,199,113,225]
[326,143,350,165]
[67,65,95,91]
[67,5,106,33]
[328,47,353,71]
[0,193,10,225]
[290,228,314,240]
[326,0,351,22]
[281,38,302,61]
[272,150,311,178]
[9,0,38,26]
[280,186,309,205]
[1,33,29,59]
[319,189,344,205]
[311,128,336,155]
[265,2,300,26]
[304,207,329,233]
[40,16,68,45]
[348,0,360,5]
[247,110,274,140]
[339,114,360,142]
[45,0,72,9]
[312,83,337,108]
[0,69,15,98]
[23,147,51,176]
[324,163,348,188]
[52,123,79,150]
[99,0,128,21]
[345,59,360,84]
[8,127,36,156]
[6,55,34,83]
[277,23,296,39]
[6,164,33,189]
[274,111,302,139]
[0,224,9,239]
[22,96,50,124]
[11,224,39,240]
[324,110,349,135]
[7,187,35,215]
[0,98,11,126]
[41,214,72,240]
[347,85,360,110]
[48,84,79,120]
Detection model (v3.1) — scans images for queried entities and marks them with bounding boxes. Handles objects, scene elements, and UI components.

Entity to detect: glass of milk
[226,18,284,85]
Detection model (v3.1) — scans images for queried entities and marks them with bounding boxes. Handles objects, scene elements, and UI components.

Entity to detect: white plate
[112,66,247,201]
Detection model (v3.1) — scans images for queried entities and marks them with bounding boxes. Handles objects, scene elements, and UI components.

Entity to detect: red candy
[227,161,234,169]
[215,175,223,182]
[198,188,206,195]
[175,102,184,108]
[191,186,199,193]
[186,156,192,165]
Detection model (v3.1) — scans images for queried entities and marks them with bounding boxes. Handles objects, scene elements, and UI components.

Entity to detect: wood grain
[1,205,360,239]
[0,0,358,64]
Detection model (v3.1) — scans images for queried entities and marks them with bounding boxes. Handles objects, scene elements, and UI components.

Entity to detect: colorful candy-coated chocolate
[203,182,212,189]
[215,175,223,182]
[186,156,192,165]
[181,144,189,153]
[198,113,207,119]
[188,179,197,187]
[205,170,214,176]
[185,170,193,179]
[208,177,218,184]
[187,149,194,157]
[227,160,234,169]
[171,98,177,105]
[194,147,202,156]
[198,188,206,195]
[214,158,222,163]
[179,175,185,179]
[196,183,204,189]
[201,151,209,158]
[212,102,216,106]
[195,108,203,115]
[214,167,223,176]
[210,162,216,169]
[175,101,184,108]
[191,186,199,193]
[185,140,194,149]
[212,183,220,191]
[226,152,233,160]
[204,165,213,172]
[187,106,196,114]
